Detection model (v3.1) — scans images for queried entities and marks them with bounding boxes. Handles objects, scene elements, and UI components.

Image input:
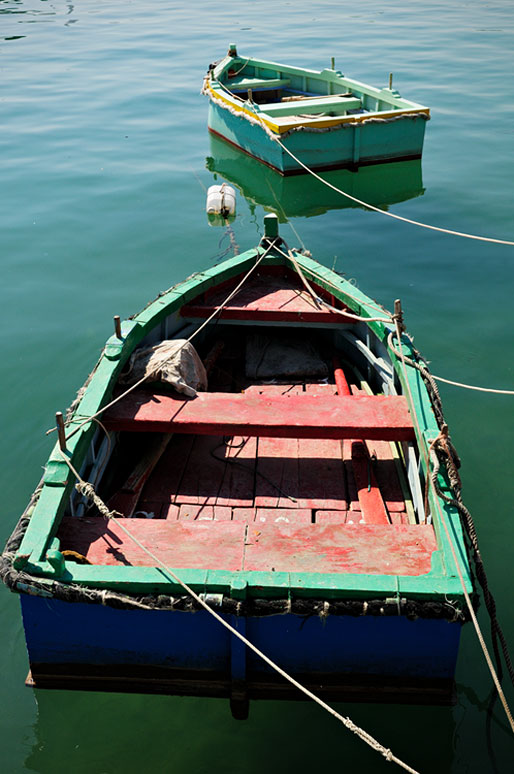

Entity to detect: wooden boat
[2,215,473,717]
[204,46,430,176]
[207,133,424,221]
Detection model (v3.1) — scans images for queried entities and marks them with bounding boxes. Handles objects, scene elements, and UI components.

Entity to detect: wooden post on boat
[114,315,122,339]
[55,412,66,452]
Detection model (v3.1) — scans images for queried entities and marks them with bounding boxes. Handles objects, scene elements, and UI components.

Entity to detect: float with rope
[203,45,430,175]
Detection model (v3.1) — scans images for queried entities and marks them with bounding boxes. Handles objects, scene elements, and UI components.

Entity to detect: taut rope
[60,451,421,774]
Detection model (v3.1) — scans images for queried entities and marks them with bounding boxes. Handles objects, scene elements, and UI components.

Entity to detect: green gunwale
[14,245,473,604]
[211,54,430,116]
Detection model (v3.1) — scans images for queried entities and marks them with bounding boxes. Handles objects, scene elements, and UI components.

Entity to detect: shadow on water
[206,134,425,223]
[26,688,457,774]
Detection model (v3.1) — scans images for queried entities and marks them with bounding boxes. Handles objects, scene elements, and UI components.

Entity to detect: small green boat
[1,216,473,716]
[204,46,430,175]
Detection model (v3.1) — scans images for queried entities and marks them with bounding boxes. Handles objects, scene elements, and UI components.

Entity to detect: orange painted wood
[103,389,415,441]
[365,439,405,512]
[180,272,356,324]
[350,441,390,524]
[242,523,437,576]
[334,367,389,523]
[57,517,247,570]
[350,385,405,513]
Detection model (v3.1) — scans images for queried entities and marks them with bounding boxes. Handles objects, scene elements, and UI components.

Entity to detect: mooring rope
[56,240,278,443]
[228,99,514,247]
[387,335,514,396]
[59,451,420,774]
[391,321,514,734]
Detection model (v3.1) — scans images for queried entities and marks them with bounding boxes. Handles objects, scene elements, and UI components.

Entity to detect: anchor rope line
[286,247,514,397]
[59,452,419,774]
[57,240,277,443]
[238,100,514,246]
[391,320,514,734]
[387,335,514,396]
[429,437,514,691]
[273,242,393,324]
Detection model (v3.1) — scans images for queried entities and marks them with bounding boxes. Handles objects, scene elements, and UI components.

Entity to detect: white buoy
[206,183,236,218]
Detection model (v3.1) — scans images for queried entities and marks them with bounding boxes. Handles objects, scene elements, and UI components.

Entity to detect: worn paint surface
[103,390,415,441]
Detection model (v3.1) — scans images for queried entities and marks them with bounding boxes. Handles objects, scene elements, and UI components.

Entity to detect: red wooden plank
[297,437,348,510]
[216,436,257,507]
[345,511,364,525]
[343,438,359,510]
[162,504,180,520]
[174,435,227,505]
[232,508,256,522]
[243,524,437,576]
[255,508,312,524]
[255,436,299,508]
[138,434,195,504]
[315,510,348,524]
[103,390,415,442]
[180,273,356,324]
[389,511,409,525]
[57,517,246,570]
[243,384,298,396]
[178,505,232,521]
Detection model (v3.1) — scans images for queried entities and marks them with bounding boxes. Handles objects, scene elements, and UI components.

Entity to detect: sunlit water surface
[1,2,513,772]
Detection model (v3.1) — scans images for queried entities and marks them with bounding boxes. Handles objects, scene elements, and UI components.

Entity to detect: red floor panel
[242,523,437,576]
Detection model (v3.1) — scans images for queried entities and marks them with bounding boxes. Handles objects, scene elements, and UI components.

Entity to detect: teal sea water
[1,1,513,771]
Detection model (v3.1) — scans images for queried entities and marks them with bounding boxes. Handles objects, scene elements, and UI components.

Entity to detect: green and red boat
[1,216,473,716]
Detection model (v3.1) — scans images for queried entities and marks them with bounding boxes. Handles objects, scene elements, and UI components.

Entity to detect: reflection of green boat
[206,134,424,221]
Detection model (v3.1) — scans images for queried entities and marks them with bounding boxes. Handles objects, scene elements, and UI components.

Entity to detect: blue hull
[22,595,460,705]
[208,102,427,175]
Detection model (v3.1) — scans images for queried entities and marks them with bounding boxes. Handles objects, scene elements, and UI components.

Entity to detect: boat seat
[260,95,362,118]
[103,390,415,442]
[227,76,291,92]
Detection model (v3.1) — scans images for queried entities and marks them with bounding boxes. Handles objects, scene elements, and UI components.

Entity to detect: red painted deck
[103,390,415,442]
[60,368,431,575]
[58,518,437,576]
[180,269,357,324]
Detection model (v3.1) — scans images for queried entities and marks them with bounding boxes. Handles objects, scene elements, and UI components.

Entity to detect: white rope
[238,101,514,247]
[275,243,394,324]
[56,241,277,443]
[59,450,420,774]
[430,375,514,396]
[387,335,514,396]
[391,322,514,734]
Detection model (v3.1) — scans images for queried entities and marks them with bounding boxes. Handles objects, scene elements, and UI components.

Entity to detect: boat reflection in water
[206,134,424,222]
